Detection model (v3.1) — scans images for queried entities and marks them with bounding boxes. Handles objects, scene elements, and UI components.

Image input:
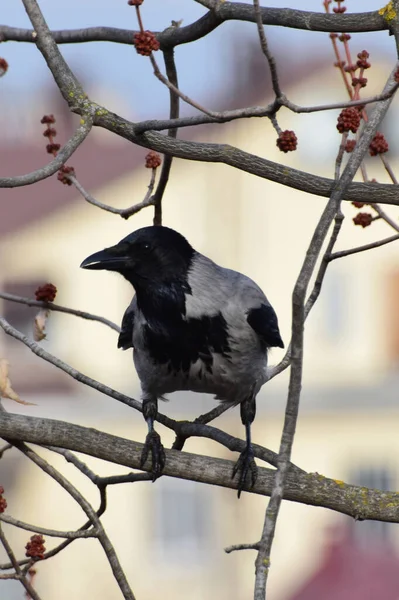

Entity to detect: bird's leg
[140,395,166,481]
[232,395,258,498]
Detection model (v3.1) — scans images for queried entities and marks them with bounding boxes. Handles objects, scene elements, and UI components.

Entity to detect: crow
[81,225,283,495]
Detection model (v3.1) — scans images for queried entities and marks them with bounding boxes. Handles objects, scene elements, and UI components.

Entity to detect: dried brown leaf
[34,309,49,342]
[0,359,35,406]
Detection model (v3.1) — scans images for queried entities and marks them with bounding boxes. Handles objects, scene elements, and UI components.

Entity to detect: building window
[349,466,394,546]
[152,478,212,567]
[320,270,347,343]
[386,269,399,365]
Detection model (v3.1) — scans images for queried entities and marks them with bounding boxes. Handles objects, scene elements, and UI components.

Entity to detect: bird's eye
[142,243,151,252]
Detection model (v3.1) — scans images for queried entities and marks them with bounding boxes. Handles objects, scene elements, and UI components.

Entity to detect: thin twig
[380,154,399,185]
[369,203,399,233]
[67,172,157,220]
[329,233,399,260]
[253,65,399,599]
[0,292,120,333]
[0,443,12,459]
[0,116,93,188]
[0,525,42,600]
[253,0,282,98]
[225,542,260,554]
[11,437,136,600]
[152,48,180,226]
[0,514,97,539]
[148,52,216,117]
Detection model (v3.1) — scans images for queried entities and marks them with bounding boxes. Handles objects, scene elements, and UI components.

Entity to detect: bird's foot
[140,430,166,481]
[232,446,258,498]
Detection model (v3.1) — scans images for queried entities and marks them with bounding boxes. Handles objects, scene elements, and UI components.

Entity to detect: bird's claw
[140,430,166,481]
[232,446,258,498]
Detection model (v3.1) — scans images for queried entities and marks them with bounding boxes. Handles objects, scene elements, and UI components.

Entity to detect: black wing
[117,304,135,350]
[247,303,284,349]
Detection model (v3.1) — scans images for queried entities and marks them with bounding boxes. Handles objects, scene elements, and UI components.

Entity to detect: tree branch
[253,63,399,598]
[0,292,120,333]
[1,412,399,523]
[0,116,92,188]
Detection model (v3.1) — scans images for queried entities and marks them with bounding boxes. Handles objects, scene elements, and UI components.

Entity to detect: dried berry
[337,107,361,134]
[35,283,57,303]
[57,165,75,185]
[0,486,6,514]
[369,132,388,156]
[357,50,370,69]
[352,201,365,209]
[352,77,368,88]
[46,143,61,155]
[0,58,9,77]
[133,31,160,56]
[43,127,57,138]
[333,5,346,12]
[128,0,143,4]
[353,213,372,228]
[145,150,162,169]
[25,535,46,560]
[345,139,356,153]
[40,115,55,124]
[276,130,298,153]
[339,33,351,42]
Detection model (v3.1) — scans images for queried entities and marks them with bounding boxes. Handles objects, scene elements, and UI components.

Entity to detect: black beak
[80,247,128,271]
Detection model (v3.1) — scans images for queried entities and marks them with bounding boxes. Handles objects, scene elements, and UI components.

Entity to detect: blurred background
[1,0,399,598]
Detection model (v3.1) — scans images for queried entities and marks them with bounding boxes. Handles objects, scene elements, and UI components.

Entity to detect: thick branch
[1,412,399,523]
[0,8,388,51]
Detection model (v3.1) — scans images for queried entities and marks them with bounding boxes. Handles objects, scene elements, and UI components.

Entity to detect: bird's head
[80,226,194,288]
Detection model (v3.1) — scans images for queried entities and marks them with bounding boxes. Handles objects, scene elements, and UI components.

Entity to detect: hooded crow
[81,226,284,495]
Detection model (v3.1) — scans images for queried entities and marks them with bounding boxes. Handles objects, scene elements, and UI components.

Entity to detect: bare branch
[0,514,97,539]
[0,525,42,600]
[10,438,136,600]
[0,116,92,188]
[253,64,399,598]
[0,292,120,333]
[329,233,399,261]
[152,48,180,226]
[67,172,157,219]
[1,8,387,52]
[2,412,399,523]
[253,0,282,98]
[133,89,399,134]
[225,542,259,554]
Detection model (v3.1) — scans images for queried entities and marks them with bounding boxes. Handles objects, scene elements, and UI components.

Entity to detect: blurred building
[1,45,399,600]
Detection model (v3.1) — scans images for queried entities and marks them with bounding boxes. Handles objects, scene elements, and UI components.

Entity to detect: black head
[80,226,195,289]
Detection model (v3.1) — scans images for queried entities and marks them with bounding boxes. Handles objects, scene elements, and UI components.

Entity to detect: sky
[2,0,396,121]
